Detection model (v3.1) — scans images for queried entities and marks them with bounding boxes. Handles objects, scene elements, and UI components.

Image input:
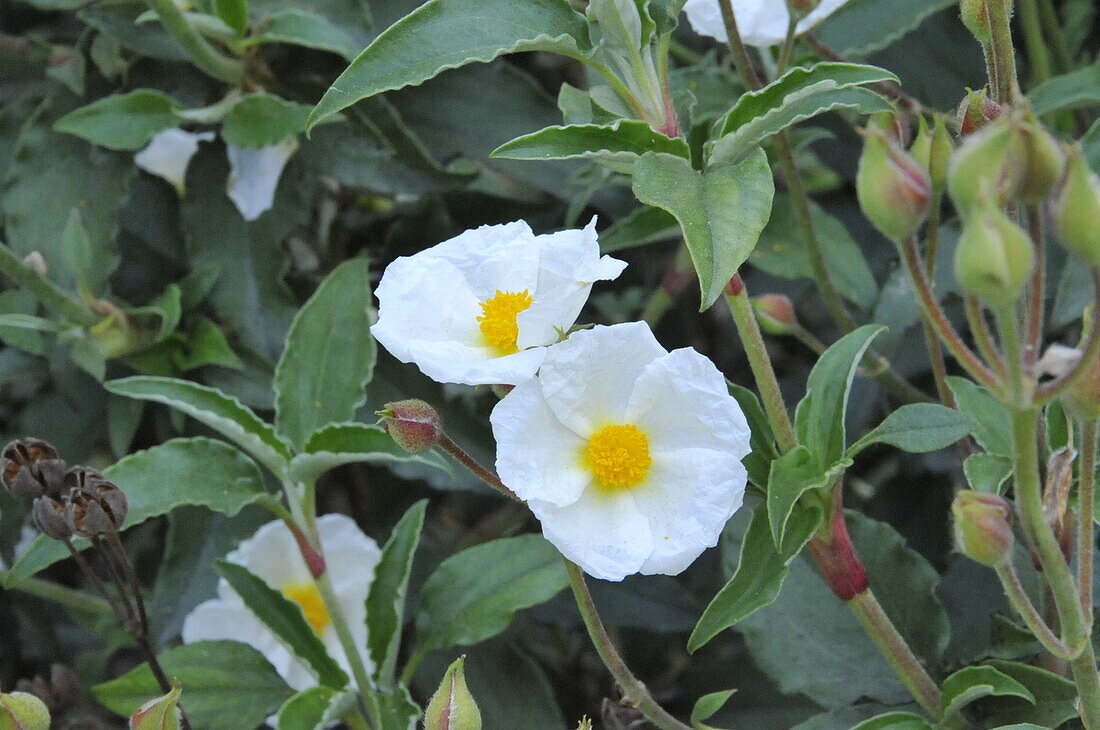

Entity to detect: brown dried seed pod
[32,497,72,540]
[1,438,66,498]
[62,489,115,538]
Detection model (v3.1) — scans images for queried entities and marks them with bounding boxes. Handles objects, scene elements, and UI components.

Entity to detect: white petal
[515,219,627,349]
[529,488,652,581]
[134,129,214,193]
[218,518,312,598]
[683,0,849,46]
[226,138,298,221]
[634,448,747,576]
[1038,343,1082,378]
[491,379,592,507]
[316,513,380,650]
[538,323,666,435]
[430,222,541,300]
[626,348,752,458]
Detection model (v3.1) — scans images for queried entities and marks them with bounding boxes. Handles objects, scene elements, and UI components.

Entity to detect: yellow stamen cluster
[477,289,534,355]
[586,424,652,490]
[283,582,331,636]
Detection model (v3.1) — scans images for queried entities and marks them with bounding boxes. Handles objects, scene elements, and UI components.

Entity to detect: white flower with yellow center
[682,0,849,47]
[370,220,626,386]
[182,514,380,691]
[491,322,751,581]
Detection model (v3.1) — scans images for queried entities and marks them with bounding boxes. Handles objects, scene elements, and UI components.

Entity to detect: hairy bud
[0,691,50,730]
[1,439,65,499]
[952,490,1014,566]
[948,116,1025,214]
[911,114,954,193]
[1053,145,1100,266]
[1014,118,1065,203]
[959,0,992,43]
[955,87,1002,137]
[953,199,1034,305]
[856,125,931,241]
[425,657,481,730]
[751,294,798,335]
[130,682,183,730]
[378,400,443,454]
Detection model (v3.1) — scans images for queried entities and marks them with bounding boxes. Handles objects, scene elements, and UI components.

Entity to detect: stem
[0,568,111,614]
[0,241,98,327]
[1017,0,1053,84]
[777,15,798,75]
[437,434,519,500]
[966,296,1008,377]
[994,304,1027,404]
[1078,419,1097,617]
[1037,0,1074,75]
[92,536,137,627]
[848,591,943,718]
[982,41,1000,102]
[715,0,763,90]
[724,278,799,453]
[315,570,382,728]
[802,34,928,117]
[1024,206,1046,376]
[899,237,1001,388]
[985,0,1021,104]
[1070,644,1100,727]
[564,559,692,730]
[144,0,243,84]
[994,562,1077,658]
[399,645,429,688]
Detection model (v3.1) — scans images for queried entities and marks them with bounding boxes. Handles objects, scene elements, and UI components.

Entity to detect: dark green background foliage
[0,0,1097,727]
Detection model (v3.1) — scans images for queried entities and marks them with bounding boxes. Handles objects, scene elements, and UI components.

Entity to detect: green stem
[0,568,111,615]
[985,0,1021,104]
[994,304,1027,404]
[1078,419,1097,618]
[1017,0,1053,85]
[715,0,763,90]
[994,561,1077,658]
[1070,644,1100,726]
[564,559,692,730]
[587,58,655,125]
[0,240,98,327]
[1036,0,1074,74]
[777,15,798,75]
[144,0,243,84]
[725,278,799,453]
[315,570,383,728]
[1024,206,1046,376]
[399,645,429,688]
[847,590,943,719]
[966,296,1008,378]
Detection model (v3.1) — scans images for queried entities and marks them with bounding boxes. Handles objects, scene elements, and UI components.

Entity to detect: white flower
[682,0,849,47]
[1038,343,1083,378]
[134,129,215,194]
[490,322,751,581]
[371,219,626,386]
[226,137,299,222]
[182,514,380,691]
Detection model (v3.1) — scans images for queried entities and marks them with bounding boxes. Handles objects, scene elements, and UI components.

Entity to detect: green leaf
[416,534,569,651]
[688,501,822,652]
[849,712,932,730]
[249,9,360,59]
[848,403,974,456]
[940,665,1034,719]
[711,63,897,163]
[728,382,778,491]
[982,660,1078,728]
[214,0,249,35]
[175,316,245,371]
[375,686,421,730]
[93,640,294,730]
[813,0,955,55]
[105,376,292,473]
[274,258,376,450]
[491,120,690,169]
[5,437,266,587]
[691,689,736,727]
[308,0,591,129]
[767,448,850,546]
[368,500,428,691]
[222,94,315,148]
[1028,61,1100,115]
[61,207,117,298]
[215,560,349,689]
[794,325,884,468]
[632,148,775,309]
[53,89,182,150]
[290,423,451,484]
[947,376,1013,456]
[598,206,680,253]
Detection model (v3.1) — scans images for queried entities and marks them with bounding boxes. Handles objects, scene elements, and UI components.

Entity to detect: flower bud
[575,718,594,730]
[378,399,443,454]
[130,682,183,730]
[786,0,821,20]
[32,497,72,540]
[947,116,1023,214]
[750,294,798,335]
[1,439,65,499]
[955,87,1001,137]
[1014,118,1065,203]
[0,691,50,730]
[1053,145,1100,266]
[952,490,1014,566]
[953,199,1034,306]
[425,657,481,730]
[856,126,931,241]
[959,0,992,43]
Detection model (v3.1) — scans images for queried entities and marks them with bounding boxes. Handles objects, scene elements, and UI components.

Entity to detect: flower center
[284,582,331,636]
[586,424,652,490]
[477,290,533,355]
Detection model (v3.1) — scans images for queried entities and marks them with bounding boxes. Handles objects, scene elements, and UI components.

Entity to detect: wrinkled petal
[682,0,850,46]
[538,323,665,436]
[1038,343,1082,379]
[492,379,591,507]
[226,137,298,221]
[217,518,312,599]
[135,129,214,193]
[529,488,652,581]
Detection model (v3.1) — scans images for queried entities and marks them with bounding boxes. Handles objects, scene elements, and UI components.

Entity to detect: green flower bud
[426,657,481,730]
[0,692,50,730]
[909,115,933,173]
[955,87,1001,137]
[959,0,992,43]
[910,114,955,193]
[1053,145,1100,266]
[1014,118,1065,204]
[750,294,798,336]
[947,116,1023,214]
[129,682,183,730]
[856,126,931,241]
[952,490,1014,566]
[377,399,443,454]
[953,199,1034,306]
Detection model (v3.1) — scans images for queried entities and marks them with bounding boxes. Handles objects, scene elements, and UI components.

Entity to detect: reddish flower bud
[1,439,65,499]
[750,294,798,335]
[952,490,1014,566]
[425,656,481,730]
[378,399,443,454]
[856,125,931,241]
[955,87,1001,137]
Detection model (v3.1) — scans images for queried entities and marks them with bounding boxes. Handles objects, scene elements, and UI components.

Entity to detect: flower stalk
[143,0,243,84]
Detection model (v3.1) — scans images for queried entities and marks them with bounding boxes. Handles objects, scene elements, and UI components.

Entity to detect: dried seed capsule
[32,497,72,540]
[1,439,65,498]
